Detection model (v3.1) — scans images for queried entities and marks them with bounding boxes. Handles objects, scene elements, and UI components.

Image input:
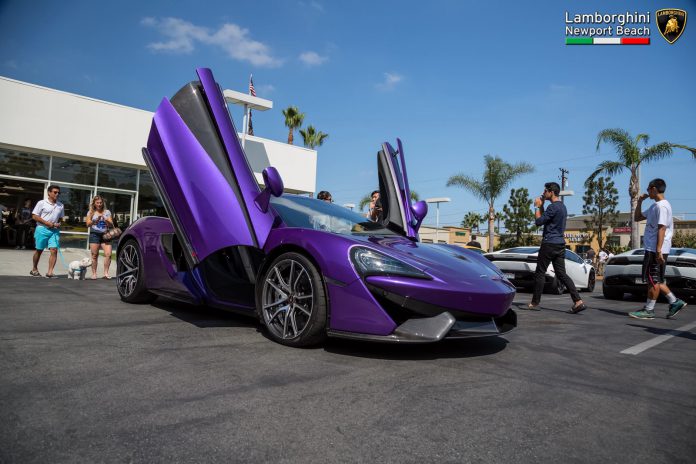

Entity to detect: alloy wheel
[117,242,139,298]
[261,259,314,340]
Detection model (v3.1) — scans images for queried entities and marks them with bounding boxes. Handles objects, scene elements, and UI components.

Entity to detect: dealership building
[0,76,317,249]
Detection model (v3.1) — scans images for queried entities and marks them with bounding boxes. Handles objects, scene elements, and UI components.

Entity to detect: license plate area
[504,273,515,279]
[634,277,644,284]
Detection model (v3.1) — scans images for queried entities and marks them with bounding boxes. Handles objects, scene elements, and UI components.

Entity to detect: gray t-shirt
[89,210,112,233]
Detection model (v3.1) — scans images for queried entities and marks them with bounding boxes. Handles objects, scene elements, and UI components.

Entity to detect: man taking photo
[528,182,586,314]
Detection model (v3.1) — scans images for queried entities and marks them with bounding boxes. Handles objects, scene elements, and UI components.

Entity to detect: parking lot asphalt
[1,276,695,463]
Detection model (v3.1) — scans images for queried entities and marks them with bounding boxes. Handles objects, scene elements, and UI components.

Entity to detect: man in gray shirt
[528,182,586,313]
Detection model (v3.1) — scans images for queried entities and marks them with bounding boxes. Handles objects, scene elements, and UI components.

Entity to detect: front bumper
[604,273,696,297]
[327,308,517,343]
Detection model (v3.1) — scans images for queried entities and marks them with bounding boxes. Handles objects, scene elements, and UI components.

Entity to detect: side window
[565,250,583,264]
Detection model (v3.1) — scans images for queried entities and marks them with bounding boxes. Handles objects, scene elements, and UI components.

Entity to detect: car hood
[350,235,507,283]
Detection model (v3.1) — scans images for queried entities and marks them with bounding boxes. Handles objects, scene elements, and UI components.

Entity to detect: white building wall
[0,76,316,193]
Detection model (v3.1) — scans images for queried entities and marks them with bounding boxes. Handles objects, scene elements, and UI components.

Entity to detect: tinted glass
[55,186,91,232]
[503,247,540,254]
[0,148,50,179]
[564,250,583,263]
[58,233,88,250]
[98,164,137,190]
[51,157,97,185]
[97,191,133,229]
[137,171,167,218]
[271,195,398,236]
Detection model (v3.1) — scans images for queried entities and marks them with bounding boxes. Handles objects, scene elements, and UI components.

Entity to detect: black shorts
[88,231,111,245]
[642,251,667,286]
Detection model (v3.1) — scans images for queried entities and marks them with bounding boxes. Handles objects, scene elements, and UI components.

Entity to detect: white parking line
[620,321,696,355]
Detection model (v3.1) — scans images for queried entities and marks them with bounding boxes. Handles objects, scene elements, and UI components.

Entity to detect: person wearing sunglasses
[629,178,687,320]
[30,185,64,278]
[528,182,587,314]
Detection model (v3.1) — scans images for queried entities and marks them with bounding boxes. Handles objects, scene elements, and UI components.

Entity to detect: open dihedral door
[377,138,420,240]
[143,68,275,269]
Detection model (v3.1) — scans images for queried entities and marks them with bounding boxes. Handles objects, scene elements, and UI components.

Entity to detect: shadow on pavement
[150,298,258,329]
[627,323,696,341]
[323,336,508,360]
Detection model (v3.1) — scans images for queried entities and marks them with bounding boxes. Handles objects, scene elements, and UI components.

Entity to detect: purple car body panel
[119,68,517,343]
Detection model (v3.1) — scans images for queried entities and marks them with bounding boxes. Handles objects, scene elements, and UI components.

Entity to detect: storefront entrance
[0,177,46,248]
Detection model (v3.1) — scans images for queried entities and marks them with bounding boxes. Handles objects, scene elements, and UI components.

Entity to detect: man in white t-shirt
[598,249,608,275]
[30,185,65,278]
[629,178,687,320]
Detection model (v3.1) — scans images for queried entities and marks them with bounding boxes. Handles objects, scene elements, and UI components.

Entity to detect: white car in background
[602,248,696,300]
[485,246,596,294]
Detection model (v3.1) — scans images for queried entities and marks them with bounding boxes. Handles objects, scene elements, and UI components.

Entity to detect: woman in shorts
[86,195,113,279]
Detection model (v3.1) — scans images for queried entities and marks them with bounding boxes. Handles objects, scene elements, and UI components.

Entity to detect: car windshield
[502,247,540,254]
[270,195,398,236]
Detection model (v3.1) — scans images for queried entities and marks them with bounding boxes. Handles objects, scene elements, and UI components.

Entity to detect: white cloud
[376,72,403,91]
[298,1,325,12]
[142,17,282,68]
[299,51,328,66]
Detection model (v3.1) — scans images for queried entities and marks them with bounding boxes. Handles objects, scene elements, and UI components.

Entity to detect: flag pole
[242,103,248,149]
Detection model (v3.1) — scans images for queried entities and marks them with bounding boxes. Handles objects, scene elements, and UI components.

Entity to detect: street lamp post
[425,197,451,244]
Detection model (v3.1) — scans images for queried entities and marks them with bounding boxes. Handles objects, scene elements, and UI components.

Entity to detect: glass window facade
[98,164,137,190]
[51,156,97,185]
[0,148,167,249]
[0,148,50,179]
[137,171,166,218]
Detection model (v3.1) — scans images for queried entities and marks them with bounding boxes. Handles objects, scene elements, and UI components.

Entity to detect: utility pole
[559,168,569,204]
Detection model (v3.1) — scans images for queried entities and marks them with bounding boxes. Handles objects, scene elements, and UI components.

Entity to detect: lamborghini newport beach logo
[656,8,687,43]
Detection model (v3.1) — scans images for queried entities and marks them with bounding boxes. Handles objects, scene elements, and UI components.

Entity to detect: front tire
[117,239,156,303]
[584,271,596,292]
[257,252,327,347]
[545,277,565,295]
[602,285,624,300]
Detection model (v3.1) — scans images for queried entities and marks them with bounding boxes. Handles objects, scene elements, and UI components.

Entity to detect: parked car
[115,68,517,347]
[602,248,696,300]
[484,246,596,294]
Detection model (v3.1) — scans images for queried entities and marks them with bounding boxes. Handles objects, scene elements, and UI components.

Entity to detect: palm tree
[461,211,484,232]
[300,125,328,149]
[359,190,420,212]
[447,155,534,252]
[588,129,696,248]
[282,106,305,145]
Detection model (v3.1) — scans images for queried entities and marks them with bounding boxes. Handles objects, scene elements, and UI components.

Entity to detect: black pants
[532,242,581,304]
[16,224,31,247]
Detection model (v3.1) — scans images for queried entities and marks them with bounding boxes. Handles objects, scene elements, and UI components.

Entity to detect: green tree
[461,211,484,232]
[282,106,305,145]
[588,129,696,248]
[358,190,419,212]
[500,188,537,247]
[447,155,534,252]
[300,125,328,149]
[582,176,619,252]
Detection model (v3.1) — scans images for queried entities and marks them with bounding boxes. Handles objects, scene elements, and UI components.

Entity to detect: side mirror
[411,200,428,232]
[255,167,284,213]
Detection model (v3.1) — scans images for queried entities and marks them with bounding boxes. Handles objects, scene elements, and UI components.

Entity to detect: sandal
[103,275,112,280]
[30,270,41,277]
[569,303,587,314]
[44,274,57,279]
[526,303,541,311]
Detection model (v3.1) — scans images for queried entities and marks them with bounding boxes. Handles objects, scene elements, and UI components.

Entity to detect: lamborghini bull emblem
[656,9,687,44]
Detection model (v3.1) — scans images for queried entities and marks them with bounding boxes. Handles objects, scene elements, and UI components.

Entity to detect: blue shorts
[34,225,60,250]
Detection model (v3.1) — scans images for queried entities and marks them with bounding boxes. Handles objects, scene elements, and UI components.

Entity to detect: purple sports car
[116,68,517,346]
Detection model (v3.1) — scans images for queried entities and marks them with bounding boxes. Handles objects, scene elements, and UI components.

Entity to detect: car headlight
[350,247,430,279]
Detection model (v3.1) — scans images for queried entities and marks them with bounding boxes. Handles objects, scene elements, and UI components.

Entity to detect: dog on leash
[68,257,93,280]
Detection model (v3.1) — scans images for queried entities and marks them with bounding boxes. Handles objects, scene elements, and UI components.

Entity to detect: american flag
[249,75,256,96]
[248,75,255,135]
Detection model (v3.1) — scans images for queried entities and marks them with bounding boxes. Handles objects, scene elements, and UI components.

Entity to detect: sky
[1,0,695,228]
